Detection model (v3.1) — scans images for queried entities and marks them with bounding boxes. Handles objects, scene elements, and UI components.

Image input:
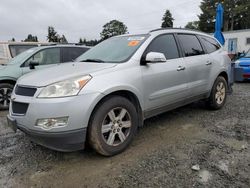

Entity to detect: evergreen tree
[161,10,174,28]
[47,26,60,42]
[59,35,68,43]
[79,38,83,44]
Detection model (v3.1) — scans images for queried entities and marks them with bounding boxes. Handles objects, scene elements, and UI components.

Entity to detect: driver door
[21,47,61,75]
[141,34,189,116]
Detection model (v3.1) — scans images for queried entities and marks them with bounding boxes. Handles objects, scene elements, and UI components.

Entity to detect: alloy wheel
[101,107,132,146]
[215,82,226,105]
[0,88,12,107]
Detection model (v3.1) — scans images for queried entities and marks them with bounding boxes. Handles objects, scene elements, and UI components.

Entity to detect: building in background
[223,29,250,55]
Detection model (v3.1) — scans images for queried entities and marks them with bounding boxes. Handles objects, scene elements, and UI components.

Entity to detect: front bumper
[7,114,86,152]
[8,88,104,152]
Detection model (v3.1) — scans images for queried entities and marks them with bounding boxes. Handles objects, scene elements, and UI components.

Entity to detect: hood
[18,62,116,87]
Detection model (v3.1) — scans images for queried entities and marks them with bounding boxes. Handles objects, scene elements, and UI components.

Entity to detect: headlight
[38,75,92,98]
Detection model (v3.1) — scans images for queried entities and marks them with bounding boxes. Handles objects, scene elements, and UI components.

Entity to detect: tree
[79,38,84,44]
[100,20,128,40]
[161,10,174,28]
[47,26,68,43]
[24,34,38,42]
[185,21,199,30]
[198,0,250,32]
[59,35,68,44]
[47,26,60,42]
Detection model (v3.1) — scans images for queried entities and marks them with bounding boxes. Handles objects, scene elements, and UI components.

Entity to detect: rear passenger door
[61,47,88,62]
[141,34,188,113]
[177,34,211,97]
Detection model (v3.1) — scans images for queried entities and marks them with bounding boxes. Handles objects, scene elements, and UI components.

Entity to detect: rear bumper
[234,66,250,81]
[7,115,86,152]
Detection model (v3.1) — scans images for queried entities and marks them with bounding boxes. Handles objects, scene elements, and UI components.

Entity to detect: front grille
[12,102,29,115]
[15,85,37,97]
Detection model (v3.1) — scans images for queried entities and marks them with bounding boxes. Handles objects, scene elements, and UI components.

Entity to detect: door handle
[206,61,212,66]
[177,66,186,71]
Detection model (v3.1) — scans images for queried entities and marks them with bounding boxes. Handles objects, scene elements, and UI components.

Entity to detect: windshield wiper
[80,59,105,63]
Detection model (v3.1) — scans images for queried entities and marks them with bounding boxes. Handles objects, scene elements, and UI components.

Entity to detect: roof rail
[150,27,202,33]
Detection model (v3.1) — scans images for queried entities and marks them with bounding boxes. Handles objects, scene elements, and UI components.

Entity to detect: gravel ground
[0,83,249,188]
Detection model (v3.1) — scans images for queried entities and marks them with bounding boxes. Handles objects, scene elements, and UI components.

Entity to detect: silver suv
[7,29,232,156]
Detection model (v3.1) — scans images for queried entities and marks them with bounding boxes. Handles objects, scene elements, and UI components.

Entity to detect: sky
[0,0,202,42]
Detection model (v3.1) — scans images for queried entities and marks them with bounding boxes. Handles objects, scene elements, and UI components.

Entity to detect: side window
[145,34,179,60]
[178,34,204,57]
[62,47,88,62]
[24,48,60,67]
[200,36,221,53]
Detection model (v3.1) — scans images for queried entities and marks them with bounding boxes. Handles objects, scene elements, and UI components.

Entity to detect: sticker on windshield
[128,36,145,41]
[128,40,140,47]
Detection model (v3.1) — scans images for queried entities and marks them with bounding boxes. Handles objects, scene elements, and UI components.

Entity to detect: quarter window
[145,34,179,60]
[178,34,204,57]
[200,36,220,53]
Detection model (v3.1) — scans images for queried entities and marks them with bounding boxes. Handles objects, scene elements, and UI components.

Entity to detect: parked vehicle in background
[0,42,54,64]
[0,45,90,109]
[235,48,250,81]
[7,29,232,156]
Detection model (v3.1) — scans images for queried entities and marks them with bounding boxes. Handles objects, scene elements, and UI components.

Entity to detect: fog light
[36,117,69,130]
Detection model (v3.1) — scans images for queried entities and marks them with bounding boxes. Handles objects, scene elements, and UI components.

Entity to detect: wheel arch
[88,90,144,129]
[0,79,16,85]
[217,71,228,84]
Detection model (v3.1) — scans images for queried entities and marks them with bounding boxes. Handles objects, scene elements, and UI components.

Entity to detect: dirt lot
[0,83,249,188]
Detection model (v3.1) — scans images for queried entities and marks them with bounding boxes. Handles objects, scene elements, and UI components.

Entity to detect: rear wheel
[207,76,227,110]
[0,83,14,110]
[88,96,138,156]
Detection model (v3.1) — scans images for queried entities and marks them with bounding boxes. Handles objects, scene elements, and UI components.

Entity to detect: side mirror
[145,52,167,64]
[29,61,39,69]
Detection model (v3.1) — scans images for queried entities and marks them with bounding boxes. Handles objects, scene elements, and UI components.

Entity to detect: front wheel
[88,96,138,156]
[0,83,14,110]
[206,76,228,110]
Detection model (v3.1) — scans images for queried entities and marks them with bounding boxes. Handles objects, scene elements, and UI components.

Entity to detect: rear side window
[200,36,221,53]
[9,45,37,57]
[178,34,204,57]
[62,47,89,62]
[145,34,179,60]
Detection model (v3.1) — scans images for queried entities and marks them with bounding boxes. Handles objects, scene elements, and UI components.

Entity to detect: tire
[88,96,138,156]
[207,76,228,110]
[0,83,14,110]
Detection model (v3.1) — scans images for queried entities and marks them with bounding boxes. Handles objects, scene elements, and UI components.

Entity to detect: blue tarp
[214,3,225,45]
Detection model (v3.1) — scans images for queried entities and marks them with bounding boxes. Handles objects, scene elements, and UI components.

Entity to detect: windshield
[8,48,36,64]
[244,49,250,58]
[76,35,148,63]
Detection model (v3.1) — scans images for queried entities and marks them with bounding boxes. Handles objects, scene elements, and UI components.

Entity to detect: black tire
[88,96,138,156]
[207,76,228,110]
[0,83,14,110]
